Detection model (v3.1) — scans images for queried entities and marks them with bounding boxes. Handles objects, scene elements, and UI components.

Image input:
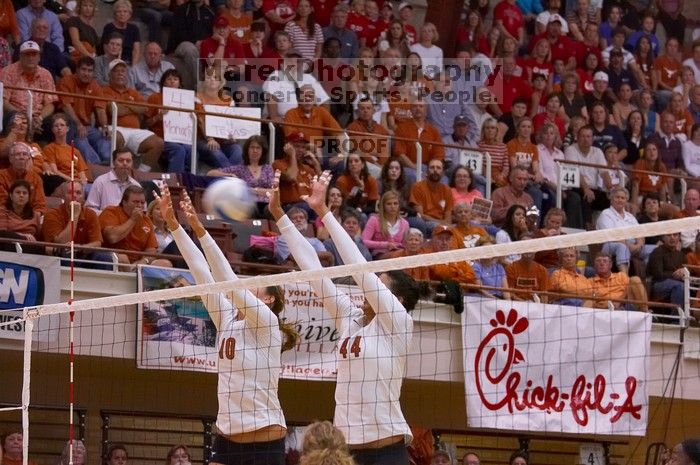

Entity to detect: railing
[554,159,695,210]
[100,410,215,465]
[0,403,87,463]
[4,85,493,195]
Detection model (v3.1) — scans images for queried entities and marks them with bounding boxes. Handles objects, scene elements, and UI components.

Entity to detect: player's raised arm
[268,170,358,328]
[304,175,416,337]
[156,188,233,331]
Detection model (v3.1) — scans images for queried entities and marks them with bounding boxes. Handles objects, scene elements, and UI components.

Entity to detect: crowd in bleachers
[1,0,700,311]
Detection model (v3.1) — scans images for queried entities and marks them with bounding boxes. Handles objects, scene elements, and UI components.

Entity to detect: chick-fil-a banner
[462,298,651,436]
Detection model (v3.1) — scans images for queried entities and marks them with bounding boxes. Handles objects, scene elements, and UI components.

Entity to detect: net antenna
[68,148,77,465]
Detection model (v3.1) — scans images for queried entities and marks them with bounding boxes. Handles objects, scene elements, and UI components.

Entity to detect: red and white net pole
[67,146,77,465]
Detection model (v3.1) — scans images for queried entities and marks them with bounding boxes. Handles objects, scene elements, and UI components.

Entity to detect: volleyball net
[2,216,700,465]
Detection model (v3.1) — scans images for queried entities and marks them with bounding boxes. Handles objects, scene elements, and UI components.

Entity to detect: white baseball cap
[19,41,40,53]
[398,2,413,10]
[108,59,128,73]
[593,71,609,82]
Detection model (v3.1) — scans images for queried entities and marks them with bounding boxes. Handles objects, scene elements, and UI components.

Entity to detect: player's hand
[267,170,285,220]
[154,186,179,231]
[301,171,332,214]
[179,191,206,237]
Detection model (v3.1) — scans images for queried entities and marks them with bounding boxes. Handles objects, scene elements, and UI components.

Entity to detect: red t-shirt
[497,74,532,113]
[404,23,417,44]
[529,33,577,64]
[576,68,595,93]
[347,11,369,38]
[533,112,566,139]
[200,36,247,66]
[363,17,386,47]
[310,0,338,27]
[494,0,524,39]
[520,57,553,81]
[263,0,298,31]
[574,40,603,69]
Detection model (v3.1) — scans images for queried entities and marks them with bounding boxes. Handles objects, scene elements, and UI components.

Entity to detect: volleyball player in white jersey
[157,188,298,465]
[269,170,421,465]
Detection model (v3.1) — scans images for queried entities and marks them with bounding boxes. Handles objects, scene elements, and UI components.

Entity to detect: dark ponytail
[265,285,300,352]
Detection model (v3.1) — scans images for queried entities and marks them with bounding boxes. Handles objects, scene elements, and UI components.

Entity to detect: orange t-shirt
[428,257,477,287]
[271,158,320,205]
[99,205,157,258]
[450,224,489,249]
[282,106,342,141]
[409,180,453,221]
[507,138,539,174]
[102,85,145,128]
[334,174,379,207]
[42,204,103,245]
[43,142,88,178]
[588,272,629,308]
[393,119,445,165]
[0,167,47,213]
[653,55,681,89]
[345,119,390,165]
[506,259,548,300]
[384,249,431,281]
[221,11,252,43]
[632,160,668,194]
[57,74,106,125]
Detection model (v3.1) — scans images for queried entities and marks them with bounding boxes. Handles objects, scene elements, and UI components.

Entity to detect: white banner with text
[462,298,651,436]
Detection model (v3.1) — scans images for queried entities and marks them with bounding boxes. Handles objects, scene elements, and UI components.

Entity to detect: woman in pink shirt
[450,165,484,205]
[361,190,409,259]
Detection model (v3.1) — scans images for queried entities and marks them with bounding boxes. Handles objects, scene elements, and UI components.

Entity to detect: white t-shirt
[277,214,414,447]
[173,228,285,437]
[409,43,444,79]
[683,139,700,177]
[263,70,330,117]
[564,143,607,189]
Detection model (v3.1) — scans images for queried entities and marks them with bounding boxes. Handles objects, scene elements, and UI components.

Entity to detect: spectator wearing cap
[583,71,616,115]
[590,102,627,161]
[346,97,390,178]
[95,33,133,86]
[408,158,452,237]
[397,2,416,45]
[564,125,610,229]
[200,16,247,77]
[16,0,64,51]
[263,52,330,121]
[535,0,568,35]
[425,223,477,286]
[263,0,297,33]
[322,4,359,60]
[130,42,174,98]
[14,18,70,80]
[527,15,577,71]
[393,99,445,183]
[605,48,639,93]
[602,27,637,71]
[494,0,524,46]
[272,136,321,213]
[0,40,57,140]
[442,115,479,177]
[102,59,165,171]
[506,237,549,302]
[58,57,111,165]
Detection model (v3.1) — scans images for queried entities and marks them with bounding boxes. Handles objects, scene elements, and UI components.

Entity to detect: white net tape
[5,215,700,325]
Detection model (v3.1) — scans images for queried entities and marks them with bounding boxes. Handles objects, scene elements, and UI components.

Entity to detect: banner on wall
[0,252,61,341]
[136,266,364,379]
[462,297,651,436]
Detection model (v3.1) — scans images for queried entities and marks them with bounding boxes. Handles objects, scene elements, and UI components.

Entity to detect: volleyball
[202,177,255,222]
